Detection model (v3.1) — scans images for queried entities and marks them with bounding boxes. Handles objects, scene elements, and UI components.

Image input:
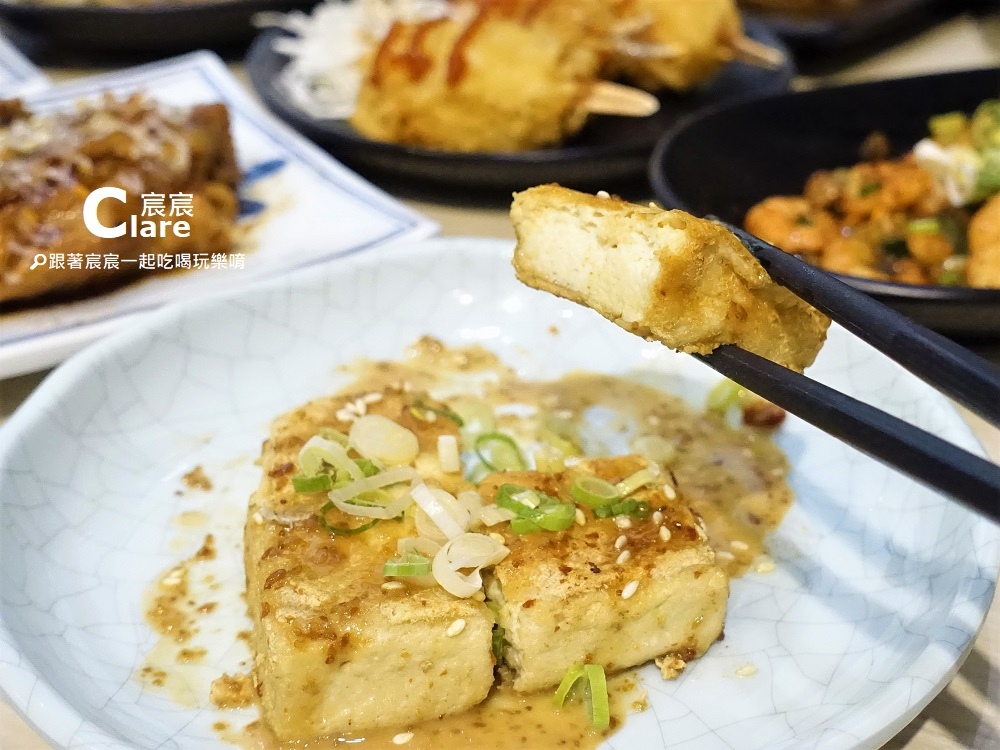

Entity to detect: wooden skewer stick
[580,81,660,118]
[728,35,785,69]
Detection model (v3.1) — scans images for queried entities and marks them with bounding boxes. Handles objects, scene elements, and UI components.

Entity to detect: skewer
[580,81,661,118]
[727,35,785,69]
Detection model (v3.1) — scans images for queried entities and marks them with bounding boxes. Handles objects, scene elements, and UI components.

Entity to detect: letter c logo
[83,187,127,238]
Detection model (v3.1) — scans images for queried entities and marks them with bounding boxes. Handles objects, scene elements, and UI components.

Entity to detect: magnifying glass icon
[29,254,47,271]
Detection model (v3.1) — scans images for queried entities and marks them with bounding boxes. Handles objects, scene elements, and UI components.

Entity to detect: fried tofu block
[246,388,495,741]
[511,184,830,372]
[480,456,728,693]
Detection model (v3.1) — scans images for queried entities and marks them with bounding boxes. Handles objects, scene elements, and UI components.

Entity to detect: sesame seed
[596,190,610,198]
[616,550,631,565]
[648,201,658,208]
[252,511,264,524]
[393,732,414,745]
[575,508,586,526]
[489,532,506,544]
[621,581,639,599]
[614,534,628,550]
[662,483,677,500]
[382,581,404,591]
[736,664,758,678]
[754,556,776,574]
[615,516,633,529]
[731,540,749,552]
[335,408,356,423]
[659,526,671,542]
[717,550,736,561]
[446,619,466,637]
[362,392,383,404]
[652,511,663,524]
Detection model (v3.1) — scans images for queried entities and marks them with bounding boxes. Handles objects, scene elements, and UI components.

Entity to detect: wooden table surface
[2,9,1000,750]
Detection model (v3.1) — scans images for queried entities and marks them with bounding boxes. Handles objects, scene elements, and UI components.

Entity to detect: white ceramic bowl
[1,238,997,749]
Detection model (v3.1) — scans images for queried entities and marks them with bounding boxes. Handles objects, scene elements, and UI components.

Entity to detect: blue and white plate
[0,238,996,749]
[0,32,46,95]
[0,51,436,378]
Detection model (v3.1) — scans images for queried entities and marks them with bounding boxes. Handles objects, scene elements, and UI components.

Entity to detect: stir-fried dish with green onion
[745,99,1000,288]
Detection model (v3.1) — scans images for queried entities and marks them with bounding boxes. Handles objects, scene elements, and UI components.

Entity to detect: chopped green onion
[706,379,741,415]
[318,505,380,537]
[354,458,380,477]
[594,499,651,519]
[570,476,621,508]
[794,214,813,227]
[553,664,610,730]
[491,625,507,662]
[319,427,349,444]
[510,517,542,535]
[615,469,657,498]
[907,217,941,234]
[382,552,432,577]
[475,432,528,472]
[496,484,539,515]
[583,665,610,730]
[531,502,576,532]
[859,181,881,197]
[411,398,465,427]
[929,111,968,146]
[554,665,587,708]
[291,473,335,494]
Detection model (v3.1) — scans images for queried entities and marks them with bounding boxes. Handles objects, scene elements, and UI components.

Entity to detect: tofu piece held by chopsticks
[510,184,830,372]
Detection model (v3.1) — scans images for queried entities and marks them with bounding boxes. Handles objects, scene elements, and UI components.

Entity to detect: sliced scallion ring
[706,379,742,415]
[510,517,542,535]
[318,505,380,537]
[570,476,620,508]
[383,552,432,577]
[554,664,587,707]
[495,484,538,515]
[411,398,465,427]
[584,664,610,730]
[615,468,658,498]
[299,435,363,480]
[594,499,651,519]
[292,473,335,494]
[475,432,527,472]
[532,502,576,531]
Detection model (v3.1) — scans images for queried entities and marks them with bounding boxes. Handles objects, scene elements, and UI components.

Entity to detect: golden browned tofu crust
[511,184,830,372]
[0,94,239,304]
[246,387,495,741]
[480,456,728,693]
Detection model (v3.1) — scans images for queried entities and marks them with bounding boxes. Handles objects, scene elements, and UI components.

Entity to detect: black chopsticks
[697,226,1000,524]
[725,224,1000,429]
[698,346,1000,524]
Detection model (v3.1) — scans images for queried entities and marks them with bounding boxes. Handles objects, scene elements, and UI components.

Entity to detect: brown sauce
[225,675,637,750]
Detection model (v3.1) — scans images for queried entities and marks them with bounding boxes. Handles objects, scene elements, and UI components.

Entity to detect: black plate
[742,0,954,51]
[0,0,317,58]
[650,67,1000,338]
[245,19,794,192]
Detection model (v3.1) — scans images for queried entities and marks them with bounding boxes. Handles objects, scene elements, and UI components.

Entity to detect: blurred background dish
[0,0,318,59]
[649,66,1000,338]
[246,18,793,192]
[737,0,992,51]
